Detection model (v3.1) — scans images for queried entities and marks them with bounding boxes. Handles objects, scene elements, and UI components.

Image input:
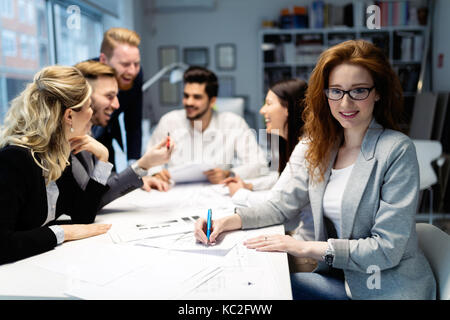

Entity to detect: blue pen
[206,208,212,242]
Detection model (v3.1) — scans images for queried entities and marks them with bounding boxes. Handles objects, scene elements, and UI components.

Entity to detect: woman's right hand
[61,224,112,242]
[194,214,242,245]
[69,135,109,163]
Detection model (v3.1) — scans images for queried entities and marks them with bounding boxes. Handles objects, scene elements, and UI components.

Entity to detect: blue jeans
[290,272,349,300]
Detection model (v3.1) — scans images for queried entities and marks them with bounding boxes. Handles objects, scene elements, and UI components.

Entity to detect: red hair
[303,40,404,182]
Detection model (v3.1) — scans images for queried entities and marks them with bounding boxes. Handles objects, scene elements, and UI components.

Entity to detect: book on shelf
[309,1,324,29]
[295,34,324,64]
[393,31,423,62]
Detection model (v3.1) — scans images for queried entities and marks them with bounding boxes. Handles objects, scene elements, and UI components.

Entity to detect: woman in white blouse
[223,79,304,199]
[195,40,436,300]
[223,79,315,242]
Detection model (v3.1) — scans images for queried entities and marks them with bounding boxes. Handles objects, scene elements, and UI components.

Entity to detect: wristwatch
[322,240,335,267]
[131,162,148,178]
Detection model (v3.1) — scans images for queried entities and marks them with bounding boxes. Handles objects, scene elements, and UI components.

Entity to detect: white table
[0,183,292,300]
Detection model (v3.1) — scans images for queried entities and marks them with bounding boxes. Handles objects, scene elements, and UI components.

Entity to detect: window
[0,0,105,124]
[53,2,103,65]
[0,0,48,123]
[0,0,14,19]
[1,30,17,57]
[20,34,29,59]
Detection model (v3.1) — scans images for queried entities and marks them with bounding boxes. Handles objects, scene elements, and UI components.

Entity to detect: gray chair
[413,140,443,224]
[416,223,450,300]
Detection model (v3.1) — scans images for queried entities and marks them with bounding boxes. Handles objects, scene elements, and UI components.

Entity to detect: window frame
[46,0,104,65]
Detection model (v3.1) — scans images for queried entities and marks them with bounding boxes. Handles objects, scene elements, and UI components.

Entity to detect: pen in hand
[206,208,212,243]
[166,132,170,150]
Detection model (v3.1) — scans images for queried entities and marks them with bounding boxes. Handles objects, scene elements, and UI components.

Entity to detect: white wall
[432,0,450,91]
[136,0,329,129]
[103,0,136,31]
[134,0,439,129]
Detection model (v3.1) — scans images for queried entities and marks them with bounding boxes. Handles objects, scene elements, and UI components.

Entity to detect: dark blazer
[71,151,143,210]
[0,145,109,265]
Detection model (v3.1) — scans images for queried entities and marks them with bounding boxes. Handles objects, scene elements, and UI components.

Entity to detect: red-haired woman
[194,40,436,300]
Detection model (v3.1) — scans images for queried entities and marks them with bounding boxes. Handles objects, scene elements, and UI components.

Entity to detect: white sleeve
[245,171,279,191]
[272,140,308,192]
[91,161,114,185]
[231,188,271,208]
[231,118,268,179]
[147,115,170,175]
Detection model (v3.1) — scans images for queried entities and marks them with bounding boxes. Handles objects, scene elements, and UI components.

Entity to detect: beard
[185,105,211,121]
[117,77,134,91]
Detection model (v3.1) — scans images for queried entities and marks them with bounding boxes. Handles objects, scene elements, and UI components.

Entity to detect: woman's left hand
[244,234,303,257]
[69,135,109,162]
[223,176,253,196]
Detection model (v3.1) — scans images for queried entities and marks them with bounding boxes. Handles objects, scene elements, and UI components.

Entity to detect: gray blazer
[237,120,436,300]
[71,151,143,210]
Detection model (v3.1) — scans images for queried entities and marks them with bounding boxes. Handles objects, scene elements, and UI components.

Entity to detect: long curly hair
[303,40,404,182]
[0,65,91,184]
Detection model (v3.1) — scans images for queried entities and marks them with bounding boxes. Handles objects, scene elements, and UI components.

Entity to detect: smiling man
[73,60,173,209]
[148,66,267,184]
[90,27,143,169]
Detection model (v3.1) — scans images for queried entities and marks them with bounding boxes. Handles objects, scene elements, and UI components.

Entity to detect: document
[108,215,199,243]
[136,230,246,256]
[169,163,215,183]
[65,252,223,300]
[31,242,161,286]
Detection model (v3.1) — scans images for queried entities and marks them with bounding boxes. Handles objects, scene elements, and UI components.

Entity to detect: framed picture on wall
[183,47,209,67]
[160,78,180,106]
[216,43,236,70]
[218,76,235,97]
[159,46,178,68]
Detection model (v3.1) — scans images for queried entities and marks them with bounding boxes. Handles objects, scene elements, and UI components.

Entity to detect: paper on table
[65,253,223,300]
[30,242,162,286]
[187,266,269,300]
[108,215,198,243]
[169,163,215,183]
[136,230,246,256]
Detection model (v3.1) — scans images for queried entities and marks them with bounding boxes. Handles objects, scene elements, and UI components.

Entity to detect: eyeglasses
[324,86,375,101]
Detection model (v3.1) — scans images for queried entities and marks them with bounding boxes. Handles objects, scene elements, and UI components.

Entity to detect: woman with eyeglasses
[0,66,112,265]
[194,40,436,299]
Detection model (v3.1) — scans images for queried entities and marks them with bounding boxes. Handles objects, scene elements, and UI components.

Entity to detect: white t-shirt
[148,109,268,179]
[322,163,355,238]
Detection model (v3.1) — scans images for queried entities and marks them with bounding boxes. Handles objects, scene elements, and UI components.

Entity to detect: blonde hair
[75,60,116,80]
[0,65,92,184]
[100,27,141,58]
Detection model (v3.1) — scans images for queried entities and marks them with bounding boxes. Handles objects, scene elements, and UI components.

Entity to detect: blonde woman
[0,66,112,265]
